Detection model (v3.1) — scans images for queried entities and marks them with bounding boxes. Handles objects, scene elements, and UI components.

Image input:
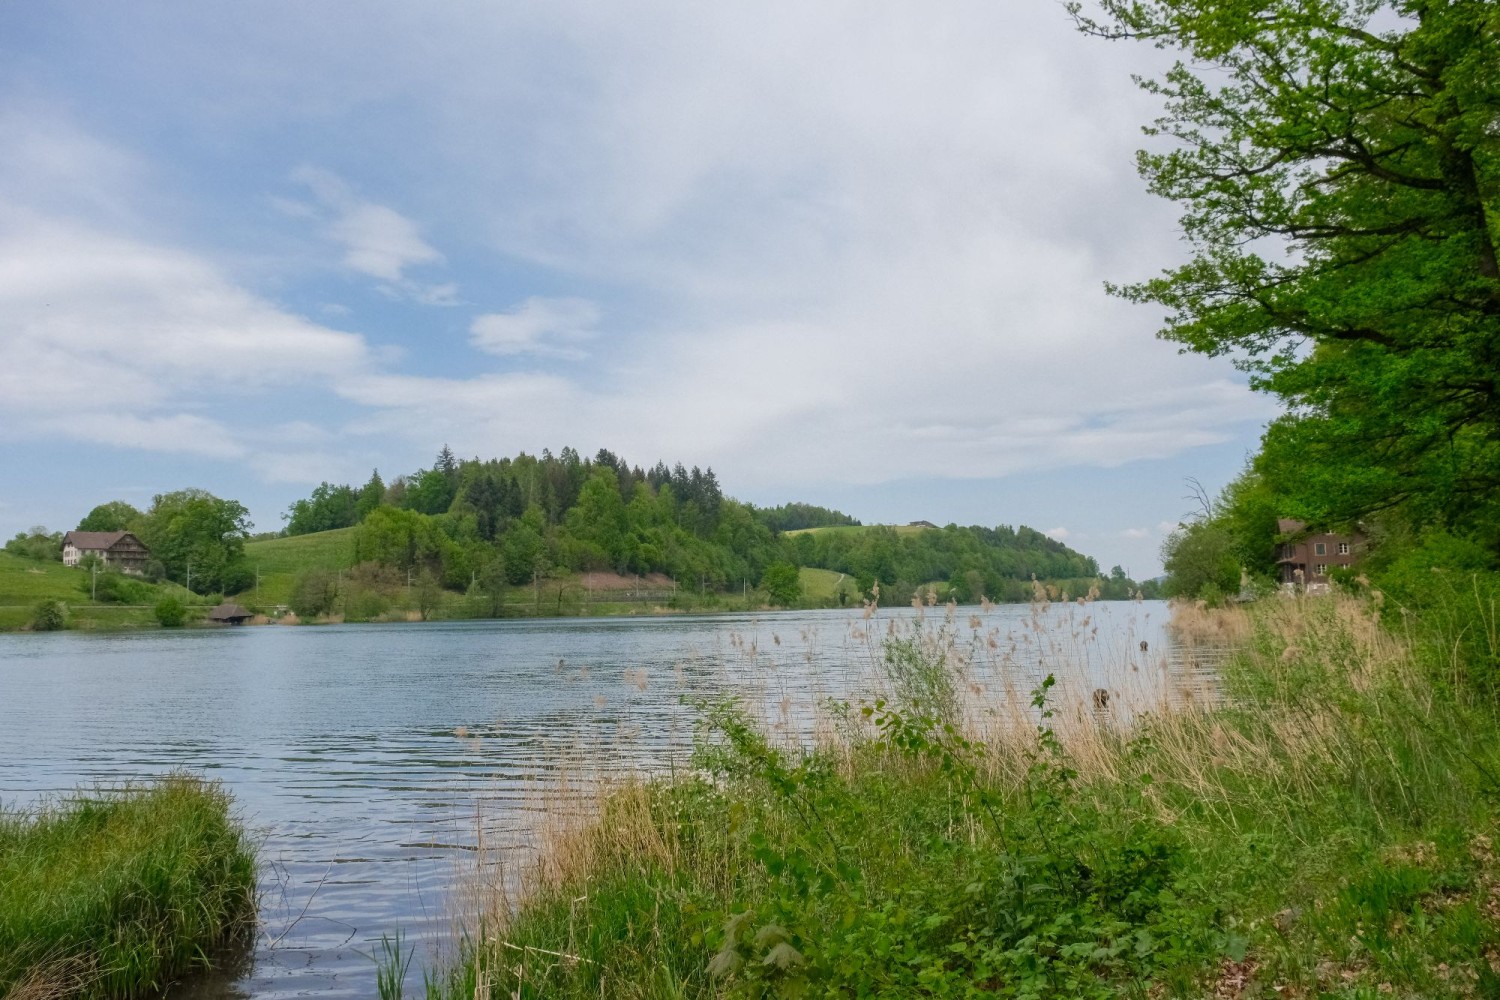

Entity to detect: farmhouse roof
[62,530,133,550]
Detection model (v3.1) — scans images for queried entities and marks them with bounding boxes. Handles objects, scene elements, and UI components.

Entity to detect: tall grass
[0,774,257,999]
[427,592,1500,998]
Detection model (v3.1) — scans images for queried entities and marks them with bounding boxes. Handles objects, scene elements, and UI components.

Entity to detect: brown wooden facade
[1276,519,1362,590]
[61,531,151,575]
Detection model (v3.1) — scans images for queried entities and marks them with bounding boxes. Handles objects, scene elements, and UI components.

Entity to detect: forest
[271,445,1143,608]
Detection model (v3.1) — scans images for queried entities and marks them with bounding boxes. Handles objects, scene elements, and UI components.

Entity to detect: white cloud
[289,165,452,300]
[0,202,371,464]
[469,298,599,359]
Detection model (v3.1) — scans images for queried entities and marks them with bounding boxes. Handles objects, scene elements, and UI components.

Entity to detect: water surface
[0,602,1199,997]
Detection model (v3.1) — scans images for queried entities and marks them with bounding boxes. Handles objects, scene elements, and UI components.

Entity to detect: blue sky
[0,3,1275,575]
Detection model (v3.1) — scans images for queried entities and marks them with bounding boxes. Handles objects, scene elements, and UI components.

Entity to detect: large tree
[140,489,252,594]
[1077,0,1499,538]
[77,500,143,533]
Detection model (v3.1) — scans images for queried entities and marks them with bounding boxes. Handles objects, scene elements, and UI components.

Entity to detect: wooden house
[1276,519,1363,592]
[60,531,151,575]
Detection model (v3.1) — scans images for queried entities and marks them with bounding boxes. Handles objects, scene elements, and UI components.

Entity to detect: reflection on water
[0,601,1208,998]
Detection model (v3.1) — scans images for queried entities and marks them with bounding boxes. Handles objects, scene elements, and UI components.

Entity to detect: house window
[1338,542,1350,555]
[1314,542,1326,556]
[1315,564,1328,576]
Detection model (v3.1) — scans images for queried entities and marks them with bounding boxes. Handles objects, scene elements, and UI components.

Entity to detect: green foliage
[153,596,187,628]
[139,489,252,595]
[30,599,67,631]
[760,561,802,607]
[290,567,339,618]
[432,587,1500,999]
[77,501,142,533]
[284,482,359,535]
[5,527,61,562]
[0,775,256,998]
[90,571,154,604]
[755,502,860,532]
[798,523,1106,604]
[1161,519,1239,601]
[1078,0,1500,545]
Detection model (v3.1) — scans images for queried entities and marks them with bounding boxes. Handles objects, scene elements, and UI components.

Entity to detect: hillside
[243,527,358,606]
[0,552,197,630]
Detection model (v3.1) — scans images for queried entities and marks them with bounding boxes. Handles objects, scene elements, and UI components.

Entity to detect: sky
[0,2,1277,576]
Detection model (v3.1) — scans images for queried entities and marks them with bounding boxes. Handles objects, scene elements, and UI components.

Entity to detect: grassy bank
[426,591,1500,998]
[0,775,257,999]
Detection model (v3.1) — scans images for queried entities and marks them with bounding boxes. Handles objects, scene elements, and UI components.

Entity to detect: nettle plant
[695,662,1229,998]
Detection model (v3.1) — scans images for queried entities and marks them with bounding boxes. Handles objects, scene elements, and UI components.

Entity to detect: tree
[761,561,803,607]
[355,470,386,522]
[405,469,455,516]
[78,501,142,533]
[284,482,359,535]
[1077,0,1500,540]
[1160,520,1240,603]
[290,568,339,618]
[414,569,443,621]
[139,489,252,594]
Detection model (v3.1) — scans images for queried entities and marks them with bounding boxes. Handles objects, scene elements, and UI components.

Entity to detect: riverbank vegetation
[420,582,1498,998]
[0,775,256,999]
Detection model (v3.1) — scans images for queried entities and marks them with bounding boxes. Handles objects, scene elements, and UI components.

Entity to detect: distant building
[60,531,151,575]
[207,603,253,625]
[1276,519,1363,592]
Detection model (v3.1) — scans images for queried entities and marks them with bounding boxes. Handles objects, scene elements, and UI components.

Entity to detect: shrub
[90,571,155,604]
[154,596,187,628]
[4,528,61,561]
[290,567,339,618]
[29,600,66,632]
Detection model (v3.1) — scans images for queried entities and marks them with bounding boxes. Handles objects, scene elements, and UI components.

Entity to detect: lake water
[0,601,1211,997]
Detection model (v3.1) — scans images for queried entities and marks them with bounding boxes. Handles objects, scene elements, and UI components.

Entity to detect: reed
[0,774,257,999]
[430,592,1500,998]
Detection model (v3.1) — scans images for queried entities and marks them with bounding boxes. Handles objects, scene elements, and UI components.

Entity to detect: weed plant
[0,774,256,999]
[427,589,1500,998]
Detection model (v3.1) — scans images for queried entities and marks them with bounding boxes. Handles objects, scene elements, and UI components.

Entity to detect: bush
[154,596,187,628]
[4,528,61,562]
[29,600,66,632]
[290,568,338,618]
[90,571,155,604]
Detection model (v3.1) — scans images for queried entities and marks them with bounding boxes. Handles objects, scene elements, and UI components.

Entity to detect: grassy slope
[241,527,358,606]
[0,775,256,998]
[0,552,199,631]
[798,566,858,605]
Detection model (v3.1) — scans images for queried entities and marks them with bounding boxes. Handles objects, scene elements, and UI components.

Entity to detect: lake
[0,601,1205,998]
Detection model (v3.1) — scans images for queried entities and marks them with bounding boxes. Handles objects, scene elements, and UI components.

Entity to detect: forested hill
[267,446,1143,604]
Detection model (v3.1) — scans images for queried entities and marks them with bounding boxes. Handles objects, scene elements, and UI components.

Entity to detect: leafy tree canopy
[140,489,252,594]
[77,501,142,533]
[1077,0,1500,541]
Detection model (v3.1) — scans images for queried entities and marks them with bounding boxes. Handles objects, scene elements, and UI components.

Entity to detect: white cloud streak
[469,298,599,359]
